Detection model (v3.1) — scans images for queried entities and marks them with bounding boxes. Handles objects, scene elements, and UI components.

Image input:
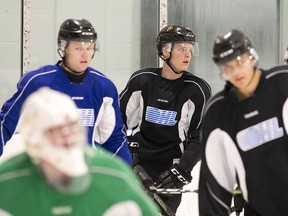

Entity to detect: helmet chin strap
[160,54,184,75]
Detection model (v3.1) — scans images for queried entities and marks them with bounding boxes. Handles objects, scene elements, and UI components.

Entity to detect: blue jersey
[0,62,132,164]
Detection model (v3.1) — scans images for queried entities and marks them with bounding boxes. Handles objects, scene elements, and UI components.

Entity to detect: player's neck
[60,61,86,75]
[161,63,183,80]
[236,69,261,100]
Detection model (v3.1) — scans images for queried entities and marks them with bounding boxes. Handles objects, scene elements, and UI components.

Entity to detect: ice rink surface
[176,162,242,216]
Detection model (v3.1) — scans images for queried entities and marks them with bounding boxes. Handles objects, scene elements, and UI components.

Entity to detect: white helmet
[18,87,88,178]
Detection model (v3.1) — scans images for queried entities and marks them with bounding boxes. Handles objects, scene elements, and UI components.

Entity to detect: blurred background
[0,0,287,106]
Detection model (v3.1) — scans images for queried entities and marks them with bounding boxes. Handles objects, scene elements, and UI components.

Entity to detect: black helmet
[213,29,255,65]
[156,25,196,56]
[57,18,97,48]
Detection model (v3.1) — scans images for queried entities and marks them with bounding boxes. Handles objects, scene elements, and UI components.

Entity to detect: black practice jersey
[199,64,288,216]
[120,67,211,179]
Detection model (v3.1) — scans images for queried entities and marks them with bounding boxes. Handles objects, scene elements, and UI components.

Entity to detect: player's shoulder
[20,63,59,84]
[263,64,288,80]
[87,67,117,88]
[123,67,159,89]
[22,64,59,78]
[185,72,212,96]
[85,147,136,181]
[87,67,107,79]
[86,147,131,171]
[261,64,288,95]
[204,90,226,116]
[0,153,33,179]
[185,72,211,88]
[133,67,159,76]
[128,67,159,82]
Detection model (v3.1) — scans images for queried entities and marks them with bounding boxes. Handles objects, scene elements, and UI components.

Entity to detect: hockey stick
[128,140,197,195]
[134,165,198,195]
[129,140,196,215]
[152,187,198,195]
[134,165,176,216]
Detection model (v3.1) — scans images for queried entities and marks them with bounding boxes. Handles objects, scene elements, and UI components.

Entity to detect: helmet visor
[218,49,258,80]
[165,42,199,56]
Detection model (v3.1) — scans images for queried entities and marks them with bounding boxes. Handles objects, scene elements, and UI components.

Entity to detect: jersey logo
[78,109,95,127]
[157,98,168,103]
[171,168,189,184]
[244,110,259,119]
[145,106,177,126]
[237,117,284,151]
[51,206,73,215]
[72,96,84,100]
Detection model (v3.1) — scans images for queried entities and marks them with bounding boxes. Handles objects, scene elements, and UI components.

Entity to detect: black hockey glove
[127,136,139,166]
[156,164,192,189]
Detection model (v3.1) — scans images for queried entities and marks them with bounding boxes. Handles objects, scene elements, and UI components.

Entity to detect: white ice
[176,162,243,216]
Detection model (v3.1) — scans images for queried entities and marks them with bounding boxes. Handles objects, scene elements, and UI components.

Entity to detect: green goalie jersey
[0,147,159,216]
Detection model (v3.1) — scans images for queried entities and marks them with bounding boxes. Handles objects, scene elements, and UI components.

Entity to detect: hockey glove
[156,164,192,189]
[127,136,140,166]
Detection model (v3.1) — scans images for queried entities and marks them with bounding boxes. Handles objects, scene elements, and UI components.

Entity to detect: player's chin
[77,65,88,71]
[179,66,189,71]
[180,62,189,69]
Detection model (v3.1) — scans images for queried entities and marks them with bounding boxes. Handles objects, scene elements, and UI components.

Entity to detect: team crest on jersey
[237,117,284,151]
[145,106,177,126]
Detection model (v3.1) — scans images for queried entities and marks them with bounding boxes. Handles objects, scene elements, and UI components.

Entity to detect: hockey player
[198,29,288,215]
[0,87,159,216]
[0,18,132,164]
[120,25,211,214]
